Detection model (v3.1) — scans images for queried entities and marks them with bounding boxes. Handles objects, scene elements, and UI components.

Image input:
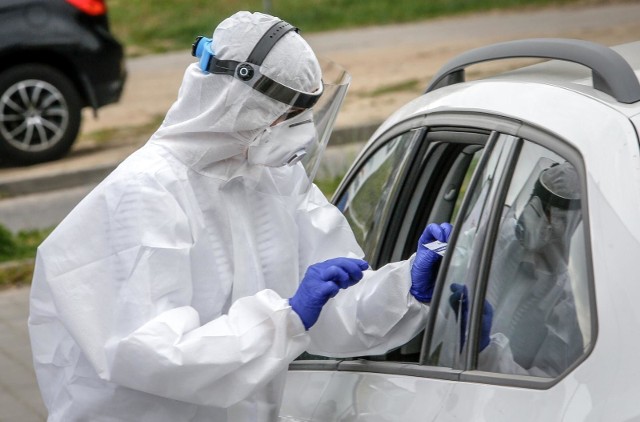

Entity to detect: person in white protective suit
[472,160,585,377]
[28,11,450,422]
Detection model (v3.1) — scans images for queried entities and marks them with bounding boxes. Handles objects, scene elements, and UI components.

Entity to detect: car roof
[364,38,640,245]
[481,40,640,116]
[370,39,640,141]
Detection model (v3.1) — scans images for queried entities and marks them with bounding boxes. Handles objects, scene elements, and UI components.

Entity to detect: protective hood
[149,11,323,168]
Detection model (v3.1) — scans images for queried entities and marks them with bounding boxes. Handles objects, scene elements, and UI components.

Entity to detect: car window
[350,128,490,363]
[425,134,515,369]
[476,141,591,378]
[335,130,420,261]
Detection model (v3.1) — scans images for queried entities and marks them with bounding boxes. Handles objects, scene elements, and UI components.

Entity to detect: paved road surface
[0,287,46,421]
[1,3,639,420]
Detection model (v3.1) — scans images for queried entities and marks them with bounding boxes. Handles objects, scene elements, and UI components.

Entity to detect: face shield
[245,59,349,194]
[297,59,350,182]
[245,59,349,173]
[513,160,582,253]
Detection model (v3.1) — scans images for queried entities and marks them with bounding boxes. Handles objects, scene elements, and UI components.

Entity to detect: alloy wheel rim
[0,79,69,152]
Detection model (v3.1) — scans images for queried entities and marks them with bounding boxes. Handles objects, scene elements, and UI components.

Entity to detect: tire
[0,63,82,165]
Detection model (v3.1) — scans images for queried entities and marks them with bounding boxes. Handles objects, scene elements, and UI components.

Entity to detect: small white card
[423,240,447,256]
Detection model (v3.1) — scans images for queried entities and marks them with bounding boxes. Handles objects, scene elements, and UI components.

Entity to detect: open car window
[298,126,490,363]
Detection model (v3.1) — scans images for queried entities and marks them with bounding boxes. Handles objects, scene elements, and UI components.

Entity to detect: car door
[426,125,595,421]
[282,113,595,421]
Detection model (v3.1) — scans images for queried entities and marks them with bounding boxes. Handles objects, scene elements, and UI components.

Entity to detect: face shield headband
[192,20,323,109]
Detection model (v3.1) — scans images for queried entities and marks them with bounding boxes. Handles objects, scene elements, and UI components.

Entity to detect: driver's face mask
[515,196,553,252]
[247,109,316,167]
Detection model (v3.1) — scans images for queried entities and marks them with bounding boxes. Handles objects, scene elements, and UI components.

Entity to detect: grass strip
[109,0,588,56]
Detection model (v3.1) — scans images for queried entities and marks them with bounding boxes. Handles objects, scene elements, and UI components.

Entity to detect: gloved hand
[410,222,453,302]
[448,283,494,352]
[290,257,369,330]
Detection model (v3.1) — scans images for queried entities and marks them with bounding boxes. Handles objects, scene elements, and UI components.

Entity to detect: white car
[281,38,640,421]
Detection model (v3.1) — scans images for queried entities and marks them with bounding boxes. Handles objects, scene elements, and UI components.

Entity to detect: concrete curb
[0,122,381,198]
[0,163,115,198]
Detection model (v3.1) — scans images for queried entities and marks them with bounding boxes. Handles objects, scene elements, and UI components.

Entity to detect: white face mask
[247,109,317,167]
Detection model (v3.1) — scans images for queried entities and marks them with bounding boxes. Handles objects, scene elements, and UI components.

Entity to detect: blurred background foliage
[108,0,585,56]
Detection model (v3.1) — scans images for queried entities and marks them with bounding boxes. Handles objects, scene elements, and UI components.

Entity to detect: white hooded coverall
[28,12,428,421]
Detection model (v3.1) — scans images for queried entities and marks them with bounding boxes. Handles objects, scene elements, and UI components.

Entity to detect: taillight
[65,0,107,16]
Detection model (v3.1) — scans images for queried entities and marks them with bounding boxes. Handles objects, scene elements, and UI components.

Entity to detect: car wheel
[0,64,82,165]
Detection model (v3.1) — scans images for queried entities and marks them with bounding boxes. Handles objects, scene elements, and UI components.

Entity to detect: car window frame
[296,113,518,376]
[291,113,597,390]
[420,121,597,389]
[456,125,598,390]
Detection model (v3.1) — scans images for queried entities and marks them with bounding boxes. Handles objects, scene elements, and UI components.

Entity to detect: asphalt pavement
[1,3,640,420]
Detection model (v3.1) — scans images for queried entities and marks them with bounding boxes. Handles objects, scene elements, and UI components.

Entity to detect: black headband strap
[206,58,322,108]
[246,21,298,65]
[192,20,321,108]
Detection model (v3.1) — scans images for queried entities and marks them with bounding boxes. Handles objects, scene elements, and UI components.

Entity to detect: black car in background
[0,0,126,165]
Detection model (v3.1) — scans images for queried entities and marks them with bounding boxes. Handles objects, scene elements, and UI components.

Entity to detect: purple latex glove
[449,283,493,352]
[290,257,369,330]
[410,222,452,302]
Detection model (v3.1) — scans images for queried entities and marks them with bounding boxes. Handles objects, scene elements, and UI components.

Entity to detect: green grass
[0,225,51,288]
[315,175,344,198]
[0,225,50,263]
[0,259,35,290]
[109,0,586,56]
